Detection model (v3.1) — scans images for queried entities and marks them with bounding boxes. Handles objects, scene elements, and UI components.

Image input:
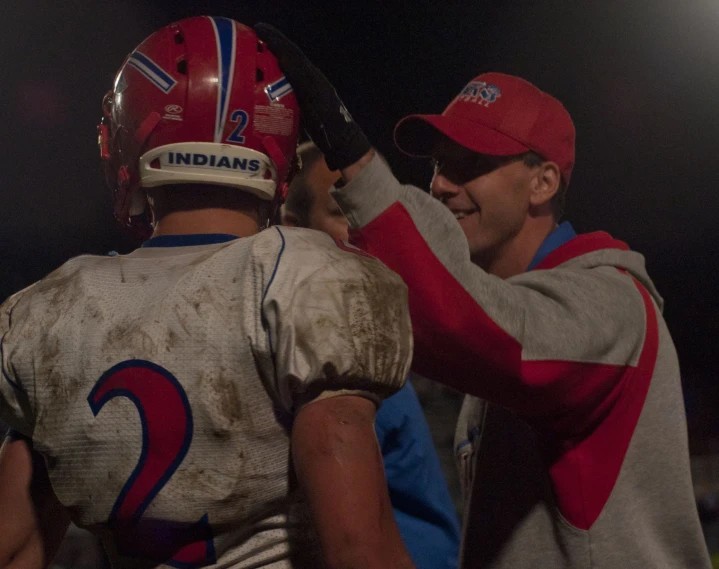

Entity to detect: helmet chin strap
[262,136,289,189]
[262,136,291,227]
[135,112,163,146]
[124,111,163,201]
[117,111,163,198]
[116,111,163,239]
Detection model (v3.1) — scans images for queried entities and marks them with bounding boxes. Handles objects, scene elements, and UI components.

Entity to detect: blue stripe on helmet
[209,17,236,143]
[128,52,177,93]
[266,76,293,102]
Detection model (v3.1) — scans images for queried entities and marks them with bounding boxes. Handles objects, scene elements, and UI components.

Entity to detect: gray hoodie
[332,155,710,569]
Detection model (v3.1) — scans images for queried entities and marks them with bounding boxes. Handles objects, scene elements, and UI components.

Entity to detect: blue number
[227,110,249,143]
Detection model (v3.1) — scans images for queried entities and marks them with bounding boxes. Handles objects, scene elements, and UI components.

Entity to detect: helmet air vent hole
[174,32,184,44]
[256,69,264,82]
[177,60,188,75]
[257,41,263,52]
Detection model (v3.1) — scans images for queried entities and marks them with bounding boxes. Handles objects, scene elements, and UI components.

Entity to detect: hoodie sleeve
[331,155,656,436]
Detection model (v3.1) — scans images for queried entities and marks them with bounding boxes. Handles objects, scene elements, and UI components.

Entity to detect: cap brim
[394,114,530,158]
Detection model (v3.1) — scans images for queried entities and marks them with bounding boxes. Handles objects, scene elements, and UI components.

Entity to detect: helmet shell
[99,16,300,237]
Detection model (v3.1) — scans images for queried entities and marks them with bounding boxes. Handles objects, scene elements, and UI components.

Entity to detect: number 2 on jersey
[88,360,216,568]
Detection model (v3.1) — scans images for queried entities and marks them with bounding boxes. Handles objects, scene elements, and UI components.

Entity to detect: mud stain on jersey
[24,265,84,333]
[287,364,395,409]
[198,369,245,437]
[103,325,158,357]
[280,255,412,407]
[119,263,126,284]
[166,329,179,351]
[86,299,104,322]
[342,259,411,381]
[43,333,61,362]
[197,284,216,311]
[8,266,88,419]
[177,284,218,323]
[171,302,193,337]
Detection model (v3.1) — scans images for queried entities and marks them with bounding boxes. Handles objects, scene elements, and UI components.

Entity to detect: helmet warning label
[254,105,294,136]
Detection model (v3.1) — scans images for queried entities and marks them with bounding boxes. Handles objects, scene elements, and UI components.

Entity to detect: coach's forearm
[340,149,376,184]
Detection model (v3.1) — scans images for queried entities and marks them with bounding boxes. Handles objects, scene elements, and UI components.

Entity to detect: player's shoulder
[251,226,399,286]
[251,225,344,256]
[1,254,107,317]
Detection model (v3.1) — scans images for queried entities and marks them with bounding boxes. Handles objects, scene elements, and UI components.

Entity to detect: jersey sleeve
[260,228,413,414]
[331,154,651,436]
[0,295,34,437]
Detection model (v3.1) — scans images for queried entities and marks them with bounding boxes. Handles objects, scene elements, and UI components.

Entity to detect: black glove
[254,23,372,171]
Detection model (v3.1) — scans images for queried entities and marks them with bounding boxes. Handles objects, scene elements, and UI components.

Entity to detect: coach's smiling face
[430,137,547,274]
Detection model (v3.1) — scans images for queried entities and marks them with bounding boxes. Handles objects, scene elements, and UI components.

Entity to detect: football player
[0,17,415,569]
[282,142,461,569]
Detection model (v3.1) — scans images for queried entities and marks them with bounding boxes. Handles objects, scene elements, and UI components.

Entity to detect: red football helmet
[98,16,300,238]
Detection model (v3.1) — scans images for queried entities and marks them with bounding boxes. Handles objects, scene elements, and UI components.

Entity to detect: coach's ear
[281,205,299,227]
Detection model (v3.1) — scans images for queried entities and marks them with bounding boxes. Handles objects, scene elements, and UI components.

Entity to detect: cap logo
[458,81,501,107]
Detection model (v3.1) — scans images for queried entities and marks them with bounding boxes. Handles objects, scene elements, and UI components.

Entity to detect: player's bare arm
[0,437,69,569]
[292,395,415,569]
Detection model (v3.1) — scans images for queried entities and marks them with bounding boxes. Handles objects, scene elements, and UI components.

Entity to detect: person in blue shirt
[282,142,461,569]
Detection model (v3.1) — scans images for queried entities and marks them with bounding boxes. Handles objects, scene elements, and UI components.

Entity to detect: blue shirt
[527,221,577,270]
[376,381,461,569]
[141,234,461,569]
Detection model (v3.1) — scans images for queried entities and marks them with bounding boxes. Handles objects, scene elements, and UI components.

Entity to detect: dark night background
[1,1,717,447]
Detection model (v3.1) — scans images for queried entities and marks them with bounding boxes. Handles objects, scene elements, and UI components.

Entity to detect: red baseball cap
[394,72,576,185]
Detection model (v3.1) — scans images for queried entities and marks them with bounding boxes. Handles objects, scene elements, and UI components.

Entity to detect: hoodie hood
[533,231,664,311]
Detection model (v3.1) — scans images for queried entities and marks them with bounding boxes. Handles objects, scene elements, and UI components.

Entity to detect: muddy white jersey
[0,227,412,569]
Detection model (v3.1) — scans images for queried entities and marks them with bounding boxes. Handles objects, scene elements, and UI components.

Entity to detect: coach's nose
[430,172,461,203]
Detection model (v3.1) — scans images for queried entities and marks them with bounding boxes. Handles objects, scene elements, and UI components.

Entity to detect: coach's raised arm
[256,22,712,569]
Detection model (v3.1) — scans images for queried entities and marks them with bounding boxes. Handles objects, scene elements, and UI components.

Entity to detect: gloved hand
[254,23,372,171]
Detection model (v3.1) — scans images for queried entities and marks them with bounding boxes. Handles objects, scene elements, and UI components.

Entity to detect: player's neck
[152,208,263,238]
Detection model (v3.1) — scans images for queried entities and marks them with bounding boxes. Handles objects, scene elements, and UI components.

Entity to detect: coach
[256,24,711,569]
